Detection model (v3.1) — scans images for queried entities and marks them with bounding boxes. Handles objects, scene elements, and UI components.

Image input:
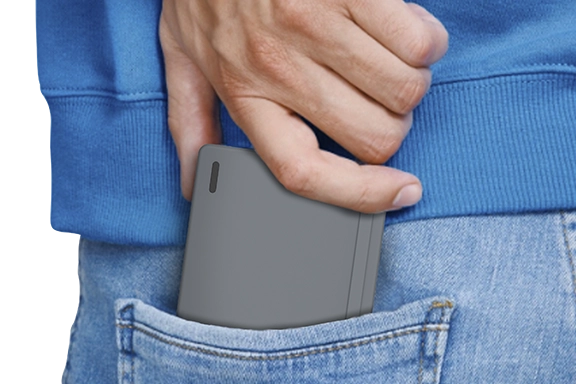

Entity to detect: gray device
[177,144,385,329]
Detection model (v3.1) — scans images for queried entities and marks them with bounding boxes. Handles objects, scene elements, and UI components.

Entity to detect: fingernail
[393,184,422,208]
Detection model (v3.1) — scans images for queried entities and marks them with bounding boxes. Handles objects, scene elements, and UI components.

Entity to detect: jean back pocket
[115,297,454,384]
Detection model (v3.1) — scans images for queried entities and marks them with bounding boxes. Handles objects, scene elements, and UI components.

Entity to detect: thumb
[159,18,221,201]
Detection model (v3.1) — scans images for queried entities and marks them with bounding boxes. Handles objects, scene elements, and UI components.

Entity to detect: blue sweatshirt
[37,1,576,246]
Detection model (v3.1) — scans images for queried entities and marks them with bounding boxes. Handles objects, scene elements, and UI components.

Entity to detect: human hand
[159,0,448,213]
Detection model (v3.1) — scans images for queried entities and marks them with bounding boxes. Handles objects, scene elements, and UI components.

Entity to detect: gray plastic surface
[177,144,385,329]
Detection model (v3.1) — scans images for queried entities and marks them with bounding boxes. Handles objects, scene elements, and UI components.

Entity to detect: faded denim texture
[63,211,576,383]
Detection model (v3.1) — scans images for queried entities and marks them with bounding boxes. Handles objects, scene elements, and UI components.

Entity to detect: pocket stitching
[116,300,453,362]
[118,304,135,384]
[418,301,453,384]
[434,305,447,378]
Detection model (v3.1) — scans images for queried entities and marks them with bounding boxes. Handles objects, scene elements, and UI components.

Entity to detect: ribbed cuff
[47,73,576,246]
[48,97,190,246]
[387,73,576,224]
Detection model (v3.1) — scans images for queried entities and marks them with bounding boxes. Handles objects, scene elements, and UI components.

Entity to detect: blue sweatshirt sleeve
[37,0,576,246]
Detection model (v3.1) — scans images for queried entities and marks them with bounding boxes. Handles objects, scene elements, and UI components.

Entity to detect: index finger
[226,97,423,213]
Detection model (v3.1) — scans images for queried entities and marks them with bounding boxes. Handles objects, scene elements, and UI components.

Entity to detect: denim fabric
[62,211,576,383]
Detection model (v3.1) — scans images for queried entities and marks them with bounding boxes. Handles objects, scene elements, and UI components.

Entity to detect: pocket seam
[418,301,453,384]
[118,304,135,384]
[116,300,453,362]
[434,305,448,377]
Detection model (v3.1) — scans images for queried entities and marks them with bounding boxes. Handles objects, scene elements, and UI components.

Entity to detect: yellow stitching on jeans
[418,301,452,383]
[431,300,453,309]
[433,306,446,379]
[560,211,576,301]
[115,322,447,361]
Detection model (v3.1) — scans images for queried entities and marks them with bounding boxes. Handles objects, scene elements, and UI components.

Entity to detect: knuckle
[406,31,435,66]
[386,20,413,48]
[359,130,404,164]
[274,0,305,27]
[358,113,412,164]
[273,0,322,38]
[393,72,430,114]
[274,158,314,196]
[359,141,386,164]
[244,33,295,84]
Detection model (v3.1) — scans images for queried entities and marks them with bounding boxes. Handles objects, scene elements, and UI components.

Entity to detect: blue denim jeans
[63,211,576,383]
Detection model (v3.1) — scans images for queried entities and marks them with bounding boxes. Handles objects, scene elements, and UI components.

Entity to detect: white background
[1,2,80,382]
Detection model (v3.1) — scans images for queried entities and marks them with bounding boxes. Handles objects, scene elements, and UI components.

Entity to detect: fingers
[160,19,222,201]
[310,17,432,116]
[158,0,442,210]
[229,97,422,213]
[345,0,449,67]
[277,54,413,165]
